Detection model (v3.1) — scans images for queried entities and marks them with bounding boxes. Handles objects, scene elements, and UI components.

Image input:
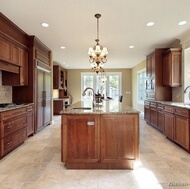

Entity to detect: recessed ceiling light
[129,46,134,49]
[178,21,187,26]
[61,46,66,49]
[41,22,49,27]
[147,22,154,26]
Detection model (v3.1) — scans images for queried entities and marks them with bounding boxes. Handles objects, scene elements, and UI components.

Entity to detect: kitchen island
[60,100,140,169]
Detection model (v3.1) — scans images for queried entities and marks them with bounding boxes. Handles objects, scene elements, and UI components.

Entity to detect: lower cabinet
[164,112,174,140]
[0,107,27,158]
[63,115,99,164]
[101,115,139,163]
[174,107,189,151]
[145,101,190,152]
[150,102,157,128]
[62,114,139,169]
[157,103,164,133]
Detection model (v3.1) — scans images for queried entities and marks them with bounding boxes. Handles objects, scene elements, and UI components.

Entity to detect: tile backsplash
[0,71,12,103]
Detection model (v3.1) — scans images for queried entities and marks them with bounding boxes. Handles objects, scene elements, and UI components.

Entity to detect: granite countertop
[146,100,190,109]
[60,100,140,115]
[0,103,34,112]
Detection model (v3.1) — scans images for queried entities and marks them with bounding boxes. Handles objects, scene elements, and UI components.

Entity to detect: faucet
[82,87,96,107]
[184,86,190,93]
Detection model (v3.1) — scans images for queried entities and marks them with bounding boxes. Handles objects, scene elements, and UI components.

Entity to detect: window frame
[137,68,146,105]
[81,72,122,100]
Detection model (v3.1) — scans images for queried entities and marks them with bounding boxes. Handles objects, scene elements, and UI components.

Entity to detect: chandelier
[99,70,107,83]
[88,14,108,74]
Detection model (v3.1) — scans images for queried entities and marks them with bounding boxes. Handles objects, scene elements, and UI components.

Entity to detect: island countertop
[60,100,140,115]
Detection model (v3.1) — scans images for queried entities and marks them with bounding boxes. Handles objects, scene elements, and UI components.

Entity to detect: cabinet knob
[87,121,95,126]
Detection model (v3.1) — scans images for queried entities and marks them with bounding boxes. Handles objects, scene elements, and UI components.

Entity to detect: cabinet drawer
[174,107,189,118]
[1,128,26,157]
[1,116,27,138]
[164,105,174,113]
[157,103,164,109]
[150,102,157,108]
[0,107,27,121]
[144,101,150,106]
[27,104,34,112]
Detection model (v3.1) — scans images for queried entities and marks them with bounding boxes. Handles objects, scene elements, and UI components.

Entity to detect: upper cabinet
[0,13,29,86]
[53,65,68,95]
[145,49,172,101]
[162,48,182,87]
[2,47,28,86]
[146,52,155,77]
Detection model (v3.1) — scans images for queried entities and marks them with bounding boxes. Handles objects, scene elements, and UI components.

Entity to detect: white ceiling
[1,0,190,69]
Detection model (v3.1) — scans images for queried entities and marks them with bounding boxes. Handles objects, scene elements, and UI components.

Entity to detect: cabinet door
[174,116,189,150]
[157,110,164,133]
[146,55,152,77]
[164,113,174,140]
[12,45,20,66]
[0,37,12,63]
[150,107,157,127]
[163,49,181,87]
[101,114,139,163]
[163,53,171,86]
[63,115,100,163]
[19,49,28,85]
[144,106,150,123]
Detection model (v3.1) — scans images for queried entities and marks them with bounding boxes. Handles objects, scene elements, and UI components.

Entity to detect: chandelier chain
[97,16,99,40]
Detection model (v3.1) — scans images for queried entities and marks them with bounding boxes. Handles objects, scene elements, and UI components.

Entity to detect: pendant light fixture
[88,14,108,74]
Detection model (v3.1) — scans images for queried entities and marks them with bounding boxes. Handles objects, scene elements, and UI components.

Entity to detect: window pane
[109,75,119,99]
[82,72,121,101]
[83,76,93,100]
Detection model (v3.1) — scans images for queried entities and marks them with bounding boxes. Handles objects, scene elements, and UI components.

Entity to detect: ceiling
[1,0,190,69]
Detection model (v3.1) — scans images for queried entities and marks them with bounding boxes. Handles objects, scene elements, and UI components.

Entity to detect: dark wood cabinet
[163,105,174,140]
[146,52,155,77]
[144,101,150,123]
[12,36,52,134]
[145,101,190,152]
[163,48,182,87]
[2,48,28,86]
[0,36,12,63]
[53,65,67,93]
[145,49,172,101]
[0,107,27,158]
[150,102,157,127]
[157,103,164,133]
[173,107,189,150]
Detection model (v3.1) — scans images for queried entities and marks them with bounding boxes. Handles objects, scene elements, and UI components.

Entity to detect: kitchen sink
[72,107,91,110]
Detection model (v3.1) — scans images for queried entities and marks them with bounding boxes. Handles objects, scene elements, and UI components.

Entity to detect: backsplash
[0,71,12,103]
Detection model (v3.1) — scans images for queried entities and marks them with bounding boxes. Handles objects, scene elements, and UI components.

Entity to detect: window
[81,72,122,100]
[137,68,146,104]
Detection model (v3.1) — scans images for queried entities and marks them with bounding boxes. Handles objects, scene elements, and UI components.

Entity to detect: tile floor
[0,114,190,189]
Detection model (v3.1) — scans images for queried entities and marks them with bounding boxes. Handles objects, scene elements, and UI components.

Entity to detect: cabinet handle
[8,141,13,145]
[7,125,12,129]
[87,121,95,126]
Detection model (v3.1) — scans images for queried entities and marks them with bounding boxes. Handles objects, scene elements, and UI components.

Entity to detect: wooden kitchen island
[60,100,140,169]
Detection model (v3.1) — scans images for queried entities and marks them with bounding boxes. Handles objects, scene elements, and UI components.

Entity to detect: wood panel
[101,114,139,163]
[63,115,100,163]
